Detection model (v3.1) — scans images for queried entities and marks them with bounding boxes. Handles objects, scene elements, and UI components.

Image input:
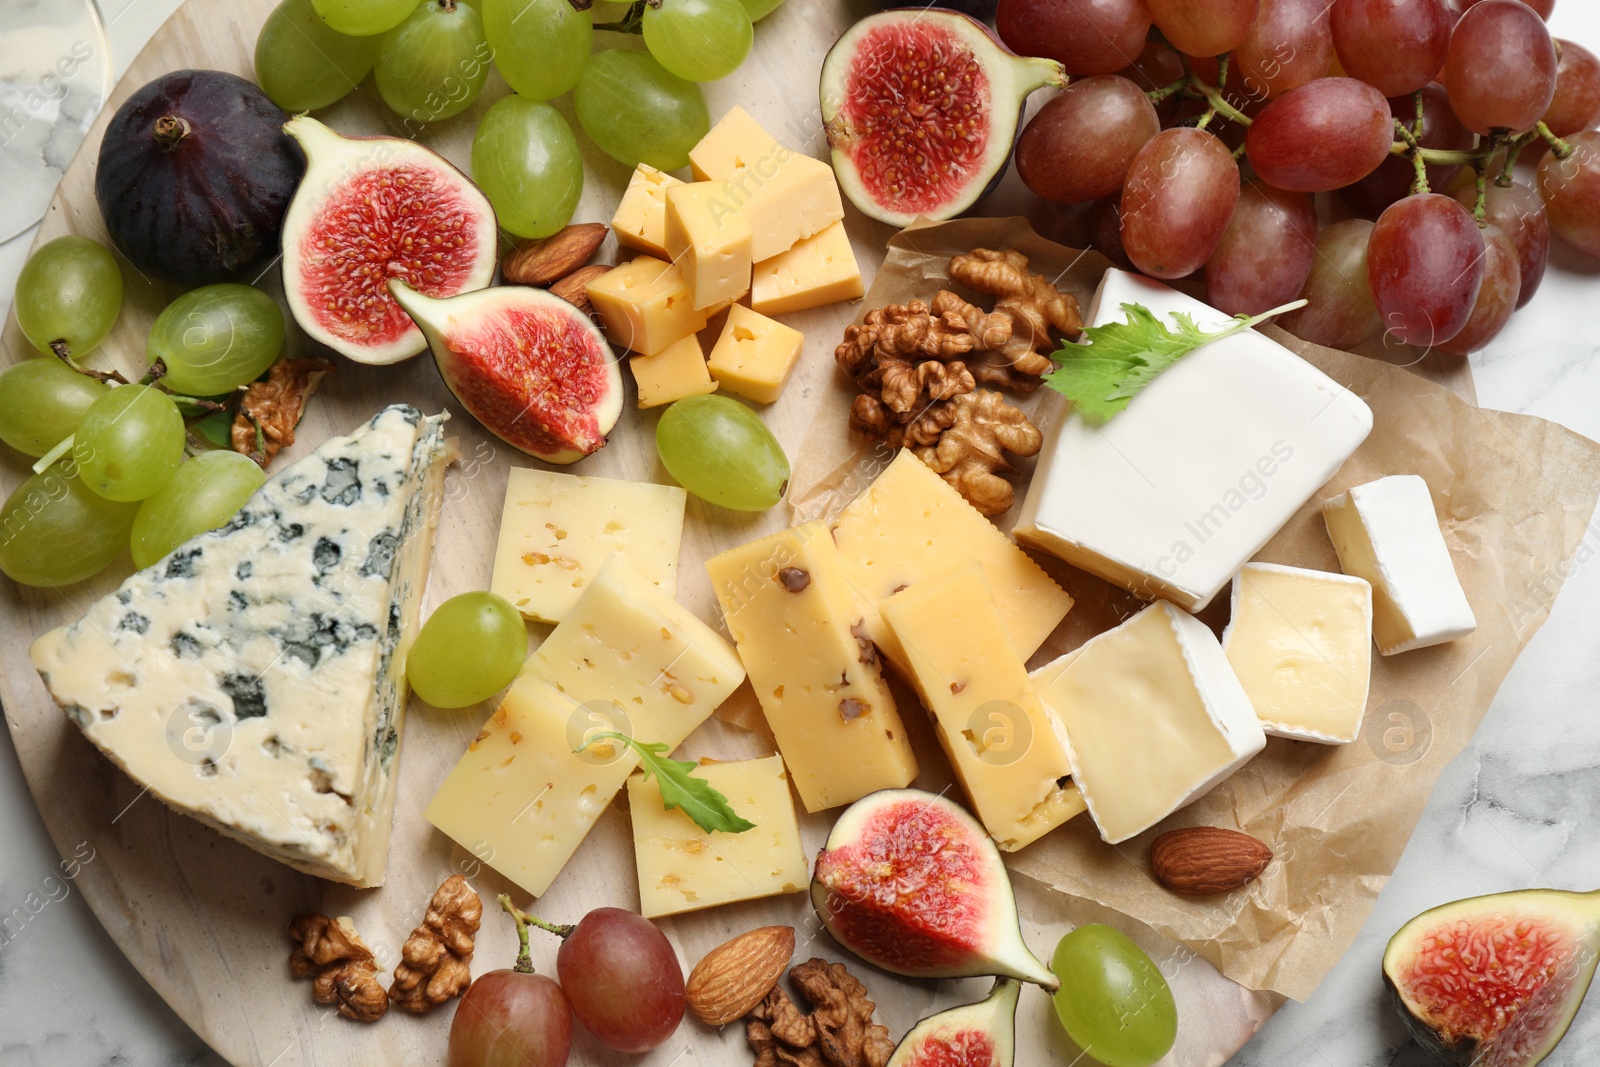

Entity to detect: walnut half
[389,874,483,1013]
[745,958,894,1067]
[287,913,388,1023]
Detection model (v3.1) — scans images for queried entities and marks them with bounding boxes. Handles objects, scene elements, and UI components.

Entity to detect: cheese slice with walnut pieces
[30,406,454,886]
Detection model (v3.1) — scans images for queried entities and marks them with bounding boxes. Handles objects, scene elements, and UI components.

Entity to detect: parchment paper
[787,216,1600,1003]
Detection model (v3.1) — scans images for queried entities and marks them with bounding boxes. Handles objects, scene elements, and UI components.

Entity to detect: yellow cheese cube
[689,105,785,182]
[629,333,716,409]
[665,182,753,310]
[831,450,1073,676]
[706,304,805,404]
[706,523,918,812]
[490,467,686,623]
[626,755,808,919]
[880,565,1086,852]
[612,164,683,258]
[750,221,863,315]
[586,256,709,356]
[733,153,846,262]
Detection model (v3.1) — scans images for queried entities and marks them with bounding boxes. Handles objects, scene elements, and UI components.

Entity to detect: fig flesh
[95,70,303,286]
[390,281,623,464]
[886,979,1019,1067]
[811,788,1056,989]
[819,11,1065,228]
[281,116,497,366]
[1383,888,1600,1067]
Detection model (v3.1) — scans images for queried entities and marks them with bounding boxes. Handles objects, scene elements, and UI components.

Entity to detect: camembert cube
[880,566,1086,851]
[831,450,1072,675]
[665,182,753,310]
[626,755,808,919]
[490,468,686,624]
[706,304,805,404]
[428,559,744,898]
[1323,475,1477,655]
[630,333,716,409]
[750,221,864,316]
[689,105,785,182]
[706,523,918,812]
[587,257,709,356]
[1032,602,1267,844]
[1223,563,1373,744]
[612,164,683,259]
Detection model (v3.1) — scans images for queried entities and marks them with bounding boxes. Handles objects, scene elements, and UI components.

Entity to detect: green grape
[1050,925,1178,1067]
[310,0,418,35]
[0,466,139,587]
[656,395,788,511]
[255,0,381,112]
[73,385,186,503]
[482,0,592,101]
[739,0,784,19]
[147,284,285,397]
[375,0,491,125]
[471,97,583,239]
[15,236,123,360]
[406,591,527,707]
[575,49,711,171]
[643,0,753,82]
[130,451,266,570]
[0,360,108,458]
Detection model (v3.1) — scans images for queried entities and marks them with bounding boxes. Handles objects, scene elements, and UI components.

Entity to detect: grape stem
[1393,119,1431,195]
[1537,121,1575,159]
[50,342,128,385]
[588,0,654,31]
[32,434,74,476]
[498,895,576,958]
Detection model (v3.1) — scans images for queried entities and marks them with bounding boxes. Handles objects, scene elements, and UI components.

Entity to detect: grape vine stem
[499,895,576,949]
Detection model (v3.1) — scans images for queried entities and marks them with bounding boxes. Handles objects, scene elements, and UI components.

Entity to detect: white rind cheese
[30,405,453,887]
[1014,269,1373,612]
[1323,474,1477,655]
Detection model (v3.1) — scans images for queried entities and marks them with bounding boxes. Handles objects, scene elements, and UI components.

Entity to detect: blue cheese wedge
[30,405,454,887]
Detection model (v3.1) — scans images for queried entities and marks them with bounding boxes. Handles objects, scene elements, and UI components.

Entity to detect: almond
[502,223,609,287]
[685,925,795,1026]
[1150,827,1273,896]
[548,264,612,315]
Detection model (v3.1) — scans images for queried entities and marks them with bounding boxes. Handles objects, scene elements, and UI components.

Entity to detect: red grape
[1278,219,1383,349]
[1442,0,1557,134]
[1329,0,1452,97]
[1205,182,1318,315]
[1453,180,1549,305]
[1120,128,1241,279]
[1017,77,1160,203]
[1451,0,1553,19]
[1117,40,1186,92]
[556,907,684,1053]
[448,970,572,1067]
[1088,198,1135,270]
[1537,130,1600,256]
[1147,0,1259,59]
[1543,40,1600,137]
[1342,85,1474,219]
[1245,77,1395,192]
[997,0,1153,76]
[1439,225,1521,354]
[1233,0,1334,100]
[1368,193,1486,345]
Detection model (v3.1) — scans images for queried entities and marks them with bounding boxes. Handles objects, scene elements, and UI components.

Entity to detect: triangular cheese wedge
[31,405,454,886]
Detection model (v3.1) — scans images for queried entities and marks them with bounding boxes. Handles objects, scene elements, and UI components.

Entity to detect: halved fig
[887,979,1019,1067]
[389,281,623,464]
[811,788,1057,989]
[1383,888,1600,1067]
[281,115,497,365]
[820,11,1066,227]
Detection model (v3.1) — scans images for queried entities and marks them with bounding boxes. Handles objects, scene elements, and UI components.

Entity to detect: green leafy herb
[192,410,236,448]
[576,731,755,834]
[1045,298,1306,424]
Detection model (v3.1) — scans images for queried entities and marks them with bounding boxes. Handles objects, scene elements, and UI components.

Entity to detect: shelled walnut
[744,958,894,1067]
[287,913,388,1023]
[232,356,334,468]
[389,874,482,1013]
[835,248,1079,516]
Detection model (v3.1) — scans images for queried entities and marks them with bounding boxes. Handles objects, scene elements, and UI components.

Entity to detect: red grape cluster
[1002,0,1598,355]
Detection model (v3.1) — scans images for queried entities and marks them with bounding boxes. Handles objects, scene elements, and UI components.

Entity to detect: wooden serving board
[0,1,1276,1064]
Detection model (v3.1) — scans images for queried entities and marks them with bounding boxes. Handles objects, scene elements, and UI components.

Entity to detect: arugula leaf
[1045,298,1306,424]
[192,410,235,448]
[577,731,756,834]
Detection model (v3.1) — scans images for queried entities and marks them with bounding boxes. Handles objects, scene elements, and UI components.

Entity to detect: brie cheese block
[1014,269,1374,612]
[1222,563,1373,743]
[1032,601,1266,844]
[30,406,454,886]
[1322,474,1477,655]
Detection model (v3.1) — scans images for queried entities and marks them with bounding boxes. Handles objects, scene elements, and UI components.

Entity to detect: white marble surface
[2,2,1599,1065]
